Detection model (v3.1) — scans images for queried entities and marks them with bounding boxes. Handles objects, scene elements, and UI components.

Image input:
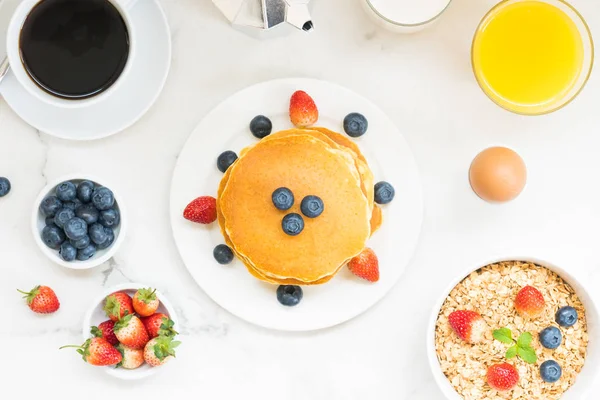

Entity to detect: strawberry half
[183,196,217,224]
[347,248,379,282]
[289,90,318,127]
[448,310,488,343]
[487,363,519,391]
[17,285,60,314]
[514,285,545,318]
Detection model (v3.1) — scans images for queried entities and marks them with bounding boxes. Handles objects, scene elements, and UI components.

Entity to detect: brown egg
[469,147,527,203]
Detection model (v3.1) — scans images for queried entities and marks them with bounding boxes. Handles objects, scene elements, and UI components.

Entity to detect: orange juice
[472,0,585,114]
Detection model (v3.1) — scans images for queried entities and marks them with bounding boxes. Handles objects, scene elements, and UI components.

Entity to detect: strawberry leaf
[517,332,533,347]
[505,345,518,359]
[493,328,514,344]
[137,288,157,304]
[90,326,103,338]
[517,346,537,364]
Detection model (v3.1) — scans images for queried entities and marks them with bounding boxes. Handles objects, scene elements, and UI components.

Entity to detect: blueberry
[217,151,238,173]
[213,244,234,264]
[556,306,578,327]
[343,113,368,138]
[59,242,77,262]
[0,177,11,197]
[99,208,120,228]
[40,196,63,217]
[89,223,108,245]
[300,195,324,218]
[75,204,99,225]
[91,187,115,211]
[539,327,562,349]
[62,198,82,211]
[41,225,66,250]
[272,187,294,211]
[53,208,75,229]
[77,180,95,203]
[276,285,303,307]
[71,235,91,250]
[249,115,272,139]
[77,243,97,261]
[540,360,562,383]
[45,217,56,227]
[55,181,77,202]
[64,217,88,241]
[374,181,395,205]
[282,213,304,236]
[96,227,115,250]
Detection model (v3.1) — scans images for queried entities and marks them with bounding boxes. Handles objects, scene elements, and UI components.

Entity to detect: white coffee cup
[5,0,139,108]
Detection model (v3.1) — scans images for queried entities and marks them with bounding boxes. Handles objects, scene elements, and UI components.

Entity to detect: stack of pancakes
[217,128,382,285]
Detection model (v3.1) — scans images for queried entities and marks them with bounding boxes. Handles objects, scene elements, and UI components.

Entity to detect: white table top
[1,0,599,398]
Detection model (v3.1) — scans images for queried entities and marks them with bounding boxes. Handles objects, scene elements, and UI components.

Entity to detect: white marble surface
[1,0,600,398]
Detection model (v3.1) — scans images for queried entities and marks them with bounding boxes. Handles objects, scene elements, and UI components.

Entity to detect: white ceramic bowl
[32,174,127,269]
[427,256,600,399]
[82,283,179,380]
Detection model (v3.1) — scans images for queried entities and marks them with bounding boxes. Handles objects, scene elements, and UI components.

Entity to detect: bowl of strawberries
[63,283,180,380]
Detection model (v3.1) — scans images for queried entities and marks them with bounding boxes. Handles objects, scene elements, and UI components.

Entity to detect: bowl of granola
[427,258,600,399]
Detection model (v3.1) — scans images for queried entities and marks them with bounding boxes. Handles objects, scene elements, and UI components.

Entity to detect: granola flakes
[435,261,588,400]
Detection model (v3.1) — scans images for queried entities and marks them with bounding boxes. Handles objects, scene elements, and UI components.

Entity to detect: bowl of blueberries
[32,175,126,269]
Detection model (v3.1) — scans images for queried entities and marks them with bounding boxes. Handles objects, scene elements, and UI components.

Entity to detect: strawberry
[289,90,318,127]
[347,248,379,282]
[103,292,134,322]
[113,314,150,350]
[60,337,122,366]
[183,196,217,224]
[487,363,519,391]
[117,344,145,369]
[144,336,181,367]
[514,285,545,318]
[448,310,488,343]
[141,313,178,339]
[17,285,59,314]
[132,288,160,317]
[91,320,119,346]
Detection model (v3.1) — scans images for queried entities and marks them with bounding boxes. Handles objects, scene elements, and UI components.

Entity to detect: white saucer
[0,0,170,140]
[170,78,424,331]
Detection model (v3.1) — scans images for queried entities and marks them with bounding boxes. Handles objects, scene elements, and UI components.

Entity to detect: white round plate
[170,78,423,331]
[0,0,170,140]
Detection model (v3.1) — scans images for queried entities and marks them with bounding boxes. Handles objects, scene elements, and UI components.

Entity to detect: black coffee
[19,0,129,99]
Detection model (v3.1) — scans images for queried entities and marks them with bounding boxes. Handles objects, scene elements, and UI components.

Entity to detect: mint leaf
[517,332,533,347]
[506,345,518,359]
[493,328,514,344]
[517,346,537,364]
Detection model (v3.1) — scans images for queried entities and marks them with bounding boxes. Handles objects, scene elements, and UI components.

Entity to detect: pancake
[257,128,375,215]
[219,133,371,283]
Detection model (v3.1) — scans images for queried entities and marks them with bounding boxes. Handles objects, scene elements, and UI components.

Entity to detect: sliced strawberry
[448,310,488,343]
[347,248,379,282]
[183,196,217,224]
[289,90,318,127]
[514,286,545,318]
[487,363,519,391]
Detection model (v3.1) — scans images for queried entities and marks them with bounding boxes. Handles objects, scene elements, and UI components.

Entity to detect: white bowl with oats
[427,257,600,400]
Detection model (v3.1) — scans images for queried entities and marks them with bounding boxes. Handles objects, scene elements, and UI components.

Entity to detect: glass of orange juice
[472,0,593,115]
